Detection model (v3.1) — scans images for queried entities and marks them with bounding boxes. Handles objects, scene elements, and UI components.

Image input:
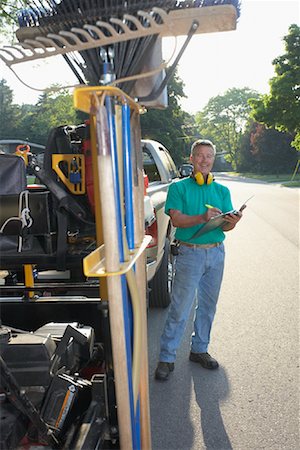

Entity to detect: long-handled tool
[0,1,240,105]
[93,97,134,449]
[76,86,152,449]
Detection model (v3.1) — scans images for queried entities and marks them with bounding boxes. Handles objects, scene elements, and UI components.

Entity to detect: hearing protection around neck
[194,172,214,186]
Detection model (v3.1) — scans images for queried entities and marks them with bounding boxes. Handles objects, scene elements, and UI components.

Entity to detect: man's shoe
[155,362,175,381]
[189,352,219,370]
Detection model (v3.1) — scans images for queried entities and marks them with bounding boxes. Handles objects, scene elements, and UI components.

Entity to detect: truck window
[143,148,160,182]
[158,146,178,180]
[162,148,178,179]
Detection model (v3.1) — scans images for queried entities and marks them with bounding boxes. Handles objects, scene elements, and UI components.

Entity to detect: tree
[249,24,300,150]
[0,0,30,40]
[21,86,78,144]
[0,78,22,139]
[0,80,78,143]
[238,121,297,173]
[0,1,29,26]
[140,71,193,165]
[194,87,259,169]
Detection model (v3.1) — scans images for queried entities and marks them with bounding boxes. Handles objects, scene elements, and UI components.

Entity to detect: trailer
[0,2,239,449]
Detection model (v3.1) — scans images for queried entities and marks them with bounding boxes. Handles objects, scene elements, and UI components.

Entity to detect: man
[155,139,242,381]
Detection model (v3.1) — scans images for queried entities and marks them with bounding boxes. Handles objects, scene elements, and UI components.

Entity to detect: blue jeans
[159,243,225,363]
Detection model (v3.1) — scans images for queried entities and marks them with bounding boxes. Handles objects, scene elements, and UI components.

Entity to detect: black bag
[0,154,26,194]
[0,191,33,252]
[0,155,32,252]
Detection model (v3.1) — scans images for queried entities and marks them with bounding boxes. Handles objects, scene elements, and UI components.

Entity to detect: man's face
[190,145,215,176]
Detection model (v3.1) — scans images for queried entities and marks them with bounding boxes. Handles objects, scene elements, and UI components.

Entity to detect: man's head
[190,139,216,177]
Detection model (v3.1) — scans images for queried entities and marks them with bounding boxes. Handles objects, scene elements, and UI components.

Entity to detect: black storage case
[40,373,91,433]
[0,332,56,388]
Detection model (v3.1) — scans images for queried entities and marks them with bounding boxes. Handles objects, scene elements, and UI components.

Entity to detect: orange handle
[16,144,30,153]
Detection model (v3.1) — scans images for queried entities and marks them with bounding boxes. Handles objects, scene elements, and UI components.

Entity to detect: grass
[228,172,300,187]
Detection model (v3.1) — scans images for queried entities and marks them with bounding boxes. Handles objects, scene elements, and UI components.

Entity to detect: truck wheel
[149,239,174,308]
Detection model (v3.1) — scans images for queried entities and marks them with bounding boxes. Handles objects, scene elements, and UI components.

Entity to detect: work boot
[155,362,175,381]
[189,352,219,370]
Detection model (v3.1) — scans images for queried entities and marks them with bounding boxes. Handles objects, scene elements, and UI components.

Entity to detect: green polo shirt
[165,177,233,244]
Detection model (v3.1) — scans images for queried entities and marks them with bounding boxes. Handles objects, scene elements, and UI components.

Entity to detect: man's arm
[169,207,221,228]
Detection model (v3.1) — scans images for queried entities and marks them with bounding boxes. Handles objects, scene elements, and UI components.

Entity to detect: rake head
[17,1,240,30]
[1,1,240,105]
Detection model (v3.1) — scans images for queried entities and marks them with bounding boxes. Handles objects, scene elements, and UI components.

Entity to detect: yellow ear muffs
[206,172,214,185]
[194,172,214,185]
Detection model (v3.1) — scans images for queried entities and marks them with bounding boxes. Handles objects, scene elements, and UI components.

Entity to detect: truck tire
[149,239,174,308]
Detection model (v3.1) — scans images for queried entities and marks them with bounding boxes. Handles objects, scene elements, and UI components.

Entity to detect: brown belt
[179,242,221,249]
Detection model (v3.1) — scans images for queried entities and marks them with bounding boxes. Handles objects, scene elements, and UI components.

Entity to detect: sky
[0,0,299,114]
[171,0,300,113]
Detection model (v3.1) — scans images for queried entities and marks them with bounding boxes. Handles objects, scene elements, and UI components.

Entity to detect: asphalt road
[147,175,299,450]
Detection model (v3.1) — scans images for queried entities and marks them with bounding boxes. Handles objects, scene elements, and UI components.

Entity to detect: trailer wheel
[149,239,174,308]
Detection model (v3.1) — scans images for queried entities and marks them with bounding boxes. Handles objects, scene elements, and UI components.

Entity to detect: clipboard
[190,195,254,239]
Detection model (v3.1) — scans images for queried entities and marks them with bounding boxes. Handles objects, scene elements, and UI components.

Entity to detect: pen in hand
[204,204,222,219]
[205,204,221,213]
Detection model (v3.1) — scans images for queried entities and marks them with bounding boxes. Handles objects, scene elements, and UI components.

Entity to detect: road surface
[147,174,299,450]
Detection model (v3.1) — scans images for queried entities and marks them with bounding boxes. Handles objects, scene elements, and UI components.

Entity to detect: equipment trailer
[0,2,239,449]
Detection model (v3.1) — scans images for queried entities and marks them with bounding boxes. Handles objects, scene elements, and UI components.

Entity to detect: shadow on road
[148,308,233,449]
[148,308,195,450]
[191,364,232,450]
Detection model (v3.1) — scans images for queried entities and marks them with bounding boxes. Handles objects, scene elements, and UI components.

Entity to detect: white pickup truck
[142,139,179,308]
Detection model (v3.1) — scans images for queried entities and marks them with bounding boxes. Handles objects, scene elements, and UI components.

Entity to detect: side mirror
[178,164,193,178]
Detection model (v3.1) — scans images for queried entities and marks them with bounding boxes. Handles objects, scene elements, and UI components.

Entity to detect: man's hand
[203,207,222,222]
[222,211,242,231]
[169,208,218,228]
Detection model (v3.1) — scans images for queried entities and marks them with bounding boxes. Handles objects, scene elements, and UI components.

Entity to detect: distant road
[147,175,299,450]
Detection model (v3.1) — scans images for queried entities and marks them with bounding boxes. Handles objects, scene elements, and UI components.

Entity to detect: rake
[0,1,240,105]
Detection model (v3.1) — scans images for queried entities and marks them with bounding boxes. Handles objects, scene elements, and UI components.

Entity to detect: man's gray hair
[190,139,216,157]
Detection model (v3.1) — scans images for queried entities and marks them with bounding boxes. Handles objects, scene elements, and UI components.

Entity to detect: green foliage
[238,121,297,174]
[0,80,78,144]
[1,73,189,158]
[140,72,193,164]
[194,87,259,169]
[0,78,22,139]
[0,1,29,26]
[28,87,77,144]
[249,24,300,150]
